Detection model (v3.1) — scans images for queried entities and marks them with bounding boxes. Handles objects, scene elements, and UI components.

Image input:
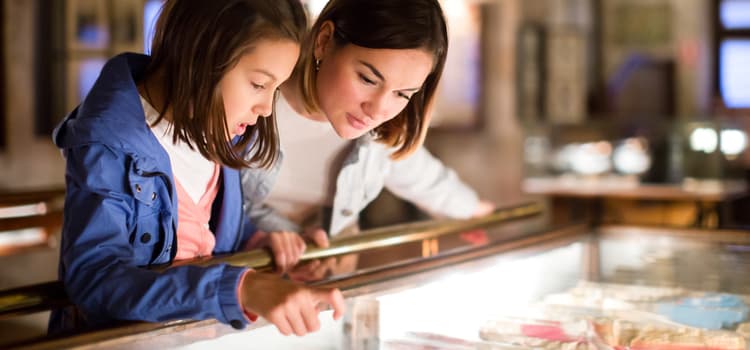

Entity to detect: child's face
[221,39,300,138]
[315,45,434,140]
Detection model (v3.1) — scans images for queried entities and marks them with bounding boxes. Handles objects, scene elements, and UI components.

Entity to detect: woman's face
[221,38,300,138]
[315,35,434,139]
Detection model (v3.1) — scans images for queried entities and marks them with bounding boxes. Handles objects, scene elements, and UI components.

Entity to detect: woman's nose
[362,94,389,122]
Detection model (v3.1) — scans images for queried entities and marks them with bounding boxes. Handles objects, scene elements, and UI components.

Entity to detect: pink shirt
[173,164,258,321]
[174,164,220,260]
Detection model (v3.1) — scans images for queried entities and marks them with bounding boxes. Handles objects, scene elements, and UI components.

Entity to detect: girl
[51,0,343,337]
[242,0,494,249]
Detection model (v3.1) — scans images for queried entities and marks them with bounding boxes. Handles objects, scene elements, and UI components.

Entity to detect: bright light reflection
[306,0,329,17]
[689,127,719,154]
[0,203,46,219]
[0,228,46,246]
[442,0,469,20]
[378,244,582,342]
[721,129,748,156]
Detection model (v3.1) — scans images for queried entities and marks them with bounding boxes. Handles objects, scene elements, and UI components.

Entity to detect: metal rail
[0,202,541,319]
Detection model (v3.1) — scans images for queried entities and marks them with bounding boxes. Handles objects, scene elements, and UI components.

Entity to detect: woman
[241,0,494,249]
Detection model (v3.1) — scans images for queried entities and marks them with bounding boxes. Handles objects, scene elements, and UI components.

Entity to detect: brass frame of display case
[597,224,750,243]
[1,202,556,350]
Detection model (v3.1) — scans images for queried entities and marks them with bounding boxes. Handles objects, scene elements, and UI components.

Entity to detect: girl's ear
[313,20,335,61]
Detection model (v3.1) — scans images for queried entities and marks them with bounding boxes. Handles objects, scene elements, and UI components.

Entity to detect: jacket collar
[53,53,169,170]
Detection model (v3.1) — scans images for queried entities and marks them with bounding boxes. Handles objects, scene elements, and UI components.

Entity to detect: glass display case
[4,213,750,349]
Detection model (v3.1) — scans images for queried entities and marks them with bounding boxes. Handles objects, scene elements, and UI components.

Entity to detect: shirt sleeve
[384,145,480,219]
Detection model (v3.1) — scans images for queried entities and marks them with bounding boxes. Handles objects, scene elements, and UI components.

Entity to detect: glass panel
[177,242,585,349]
[599,231,750,294]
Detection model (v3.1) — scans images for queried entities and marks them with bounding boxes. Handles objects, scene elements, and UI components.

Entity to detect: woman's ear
[313,20,335,60]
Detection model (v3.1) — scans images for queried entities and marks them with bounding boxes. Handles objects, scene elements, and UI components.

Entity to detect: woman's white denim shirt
[241,133,480,236]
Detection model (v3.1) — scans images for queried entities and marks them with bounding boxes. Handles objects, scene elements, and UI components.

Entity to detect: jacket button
[135,184,142,193]
[140,233,151,243]
[230,319,243,329]
[341,209,353,217]
[151,192,157,200]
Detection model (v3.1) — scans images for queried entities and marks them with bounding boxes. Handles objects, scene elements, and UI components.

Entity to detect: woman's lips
[346,113,368,130]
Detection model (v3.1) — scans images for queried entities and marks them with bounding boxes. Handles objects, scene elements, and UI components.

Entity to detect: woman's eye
[251,82,265,90]
[359,73,376,86]
[397,92,411,101]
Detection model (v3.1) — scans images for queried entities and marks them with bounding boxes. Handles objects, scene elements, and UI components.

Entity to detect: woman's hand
[249,231,306,273]
[240,272,346,336]
[472,199,495,217]
[303,227,330,248]
[288,254,359,282]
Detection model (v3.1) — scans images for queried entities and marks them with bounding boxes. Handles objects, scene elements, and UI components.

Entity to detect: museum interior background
[1,0,750,343]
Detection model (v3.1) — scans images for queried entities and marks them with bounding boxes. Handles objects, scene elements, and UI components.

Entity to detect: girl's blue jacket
[49,53,256,333]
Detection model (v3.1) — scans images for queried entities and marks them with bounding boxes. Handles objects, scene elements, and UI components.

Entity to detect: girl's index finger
[314,288,346,320]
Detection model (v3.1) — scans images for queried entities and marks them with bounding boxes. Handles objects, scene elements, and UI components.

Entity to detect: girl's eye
[397,92,411,101]
[358,73,376,86]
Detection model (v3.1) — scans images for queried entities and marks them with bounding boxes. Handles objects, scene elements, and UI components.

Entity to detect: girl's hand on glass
[240,272,346,336]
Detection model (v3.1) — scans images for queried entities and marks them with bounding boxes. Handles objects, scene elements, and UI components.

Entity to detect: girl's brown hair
[147,0,306,168]
[295,0,448,159]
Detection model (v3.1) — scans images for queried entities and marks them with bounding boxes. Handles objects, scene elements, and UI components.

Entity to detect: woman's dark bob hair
[295,0,448,159]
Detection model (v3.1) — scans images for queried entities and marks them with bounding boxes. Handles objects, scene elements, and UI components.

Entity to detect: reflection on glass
[720,39,750,108]
[720,0,750,29]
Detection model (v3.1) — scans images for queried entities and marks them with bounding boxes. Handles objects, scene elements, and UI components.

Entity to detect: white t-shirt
[141,96,215,204]
[264,96,350,225]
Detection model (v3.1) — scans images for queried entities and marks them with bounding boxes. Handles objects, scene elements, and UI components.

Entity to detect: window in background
[720,0,750,29]
[715,0,750,110]
[36,0,151,136]
[719,39,750,108]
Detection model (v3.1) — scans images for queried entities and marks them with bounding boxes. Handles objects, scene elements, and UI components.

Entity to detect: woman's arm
[384,145,484,219]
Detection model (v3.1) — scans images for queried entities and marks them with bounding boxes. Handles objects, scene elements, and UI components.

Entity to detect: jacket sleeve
[243,200,301,233]
[240,151,300,234]
[61,144,250,327]
[384,145,480,219]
